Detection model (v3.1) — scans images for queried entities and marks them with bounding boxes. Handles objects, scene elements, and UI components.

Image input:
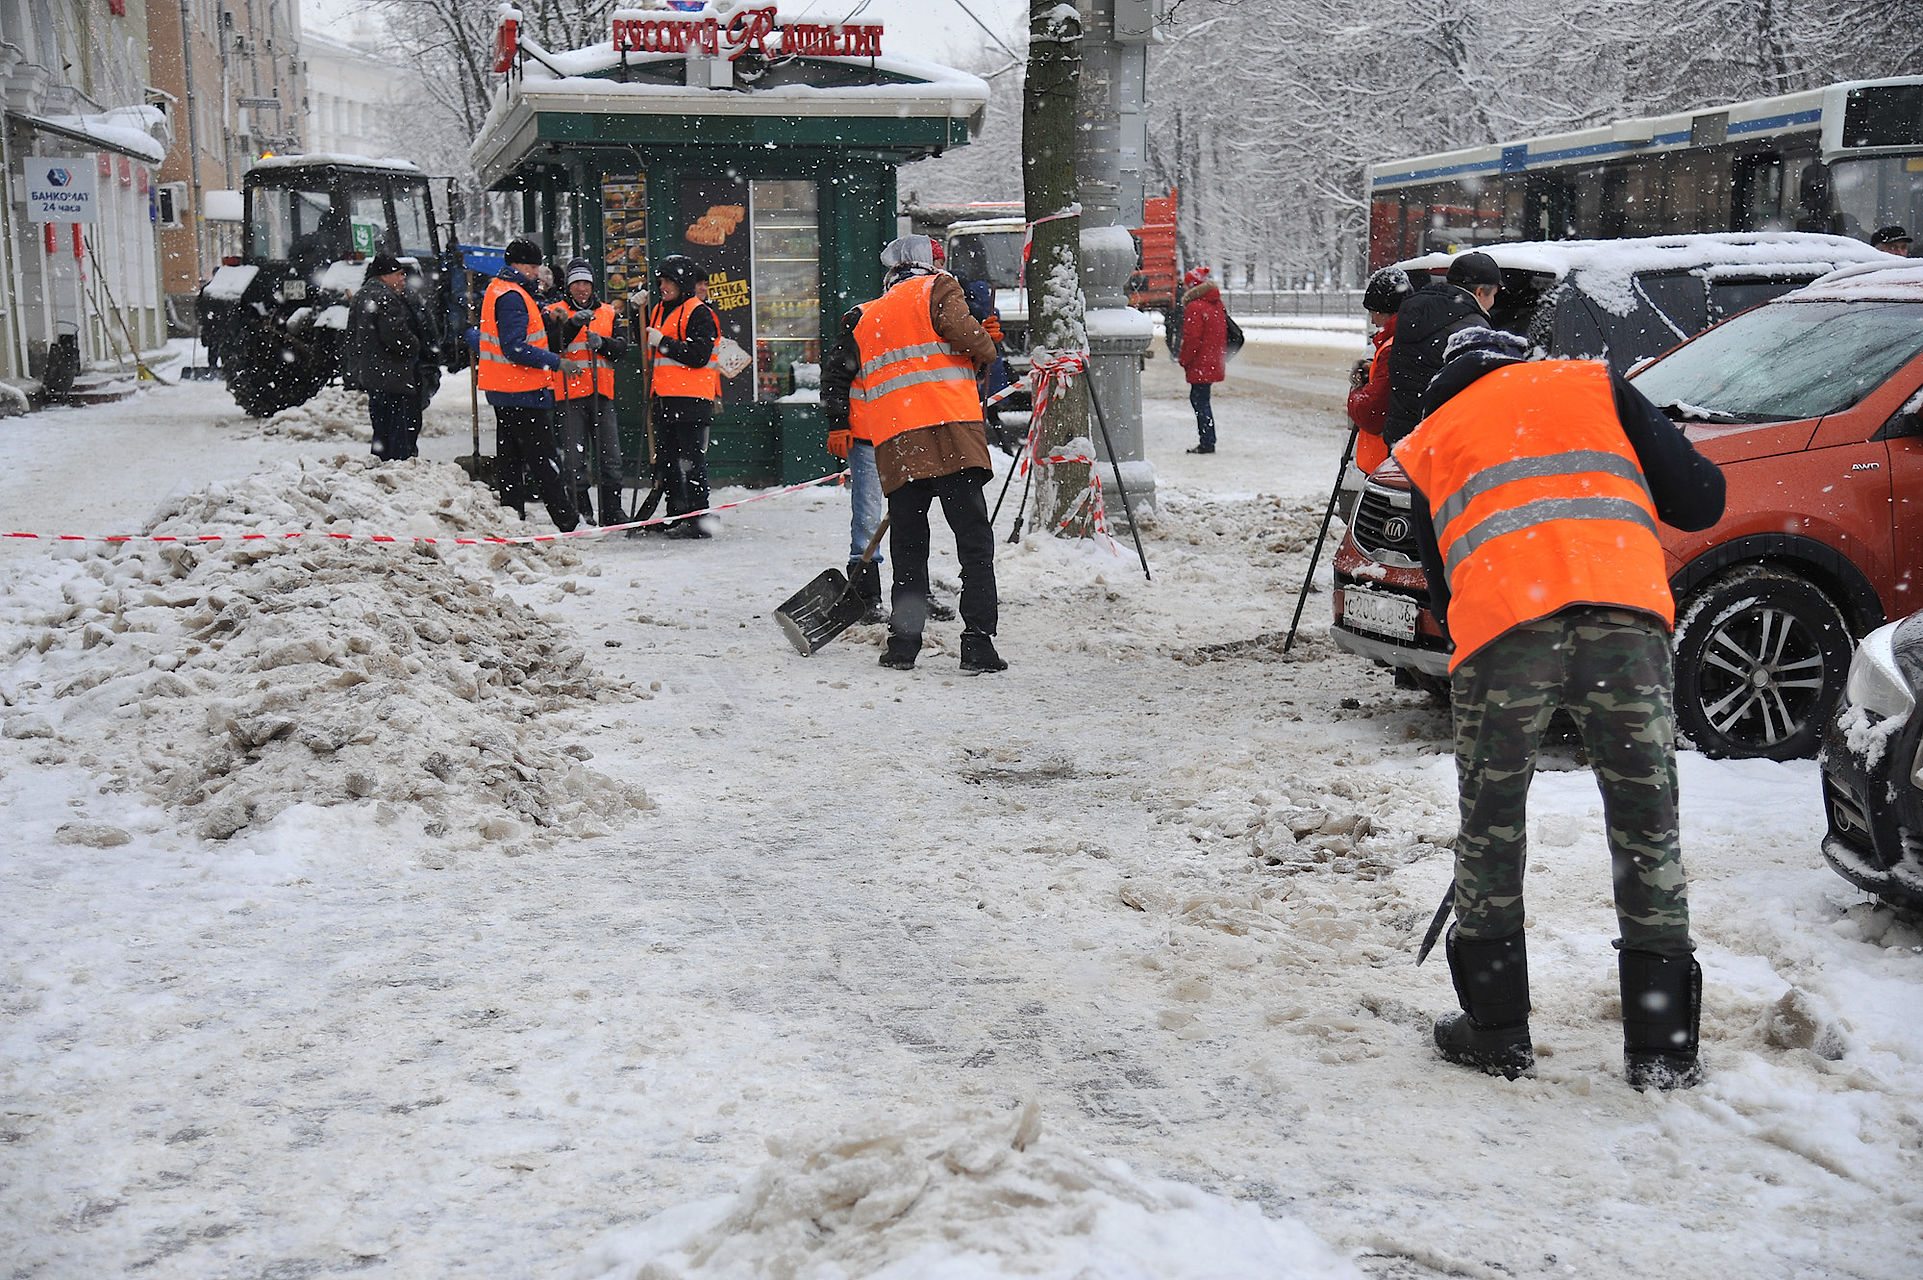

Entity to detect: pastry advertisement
[677,175,754,406]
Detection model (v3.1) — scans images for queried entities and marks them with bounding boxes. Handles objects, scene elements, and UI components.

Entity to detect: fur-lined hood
[1182,278,1220,305]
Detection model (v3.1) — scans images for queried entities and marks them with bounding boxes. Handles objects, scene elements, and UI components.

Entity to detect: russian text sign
[23,158,97,223]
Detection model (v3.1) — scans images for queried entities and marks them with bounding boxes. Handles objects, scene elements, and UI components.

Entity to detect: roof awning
[7,109,168,164]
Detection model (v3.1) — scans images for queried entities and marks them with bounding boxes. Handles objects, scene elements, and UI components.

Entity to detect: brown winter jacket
[824,269,997,494]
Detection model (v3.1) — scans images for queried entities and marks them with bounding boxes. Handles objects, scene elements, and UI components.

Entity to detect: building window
[158,182,188,229]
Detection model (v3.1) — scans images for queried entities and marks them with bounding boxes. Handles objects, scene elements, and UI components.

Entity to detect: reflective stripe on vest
[549,301,618,400]
[1392,360,1673,671]
[848,274,981,444]
[478,275,556,396]
[650,299,721,401]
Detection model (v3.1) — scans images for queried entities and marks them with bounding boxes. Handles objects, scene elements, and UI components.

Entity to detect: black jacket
[344,277,423,398]
[1407,354,1728,624]
[1383,281,1487,444]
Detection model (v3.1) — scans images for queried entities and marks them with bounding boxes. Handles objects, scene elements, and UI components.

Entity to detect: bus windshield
[1830,157,1923,242]
[1631,300,1923,422]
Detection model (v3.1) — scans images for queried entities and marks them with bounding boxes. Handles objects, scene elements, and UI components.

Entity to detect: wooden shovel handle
[860,516,890,564]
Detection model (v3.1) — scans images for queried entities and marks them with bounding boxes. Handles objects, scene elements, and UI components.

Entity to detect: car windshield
[947,231,1024,289]
[1629,299,1923,422]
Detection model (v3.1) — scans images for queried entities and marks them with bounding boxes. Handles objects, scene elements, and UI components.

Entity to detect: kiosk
[470,5,989,487]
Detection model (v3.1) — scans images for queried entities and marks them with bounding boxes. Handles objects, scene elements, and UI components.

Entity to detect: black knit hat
[505,237,543,265]
[366,253,404,276]
[1870,224,1912,248]
[1363,266,1413,314]
[1446,251,1502,289]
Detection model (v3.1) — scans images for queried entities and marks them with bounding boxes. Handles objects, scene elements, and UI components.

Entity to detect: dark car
[1820,609,1923,909]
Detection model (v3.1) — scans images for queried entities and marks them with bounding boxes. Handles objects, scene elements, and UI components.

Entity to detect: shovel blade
[775,568,865,656]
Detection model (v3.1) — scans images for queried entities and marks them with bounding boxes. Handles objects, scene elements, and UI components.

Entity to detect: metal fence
[1217,289,1367,317]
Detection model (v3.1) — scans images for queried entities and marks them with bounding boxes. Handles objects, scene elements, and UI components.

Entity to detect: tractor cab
[199,155,466,417]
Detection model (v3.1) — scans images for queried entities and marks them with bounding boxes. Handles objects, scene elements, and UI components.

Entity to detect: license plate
[1342,587,1418,640]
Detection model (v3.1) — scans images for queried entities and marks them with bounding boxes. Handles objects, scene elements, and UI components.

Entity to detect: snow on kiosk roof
[466,4,993,493]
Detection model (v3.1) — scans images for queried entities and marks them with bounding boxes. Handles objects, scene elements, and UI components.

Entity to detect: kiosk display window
[750,180,820,398]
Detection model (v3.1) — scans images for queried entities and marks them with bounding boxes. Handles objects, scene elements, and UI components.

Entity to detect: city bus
[1367,77,1923,270]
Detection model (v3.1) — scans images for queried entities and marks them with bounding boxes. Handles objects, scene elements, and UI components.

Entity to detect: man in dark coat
[1382,251,1501,446]
[346,254,426,461]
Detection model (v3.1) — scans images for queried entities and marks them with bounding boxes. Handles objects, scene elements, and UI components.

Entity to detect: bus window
[1734,155,1787,231]
[1667,151,1730,234]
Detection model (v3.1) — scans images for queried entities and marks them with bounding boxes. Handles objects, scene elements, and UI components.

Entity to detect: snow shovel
[775,518,889,657]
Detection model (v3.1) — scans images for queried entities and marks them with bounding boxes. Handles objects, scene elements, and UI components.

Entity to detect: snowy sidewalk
[2,346,1919,1279]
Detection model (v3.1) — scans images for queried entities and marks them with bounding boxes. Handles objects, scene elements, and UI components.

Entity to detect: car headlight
[1845,623,1915,721]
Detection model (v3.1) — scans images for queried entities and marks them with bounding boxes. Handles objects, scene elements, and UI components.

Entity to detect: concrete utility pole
[1075,0,1157,520]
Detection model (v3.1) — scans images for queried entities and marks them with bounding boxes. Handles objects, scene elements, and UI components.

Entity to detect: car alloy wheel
[1673,566,1853,761]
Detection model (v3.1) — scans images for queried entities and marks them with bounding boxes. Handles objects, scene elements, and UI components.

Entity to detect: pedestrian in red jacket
[1347,266,1415,474]
[1177,266,1227,454]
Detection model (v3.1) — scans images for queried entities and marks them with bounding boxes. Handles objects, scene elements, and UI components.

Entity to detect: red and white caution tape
[999,348,1118,554]
[2,470,850,548]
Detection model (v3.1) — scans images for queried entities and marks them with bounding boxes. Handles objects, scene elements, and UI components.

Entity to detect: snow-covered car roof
[248,153,424,176]
[1786,259,1923,303]
[1396,232,1887,283]
[1398,233,1891,323]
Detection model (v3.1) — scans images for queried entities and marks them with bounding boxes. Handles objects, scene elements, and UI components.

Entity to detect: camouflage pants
[1449,607,1694,954]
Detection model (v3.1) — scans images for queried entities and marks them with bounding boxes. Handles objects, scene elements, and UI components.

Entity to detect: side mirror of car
[1877,390,1923,441]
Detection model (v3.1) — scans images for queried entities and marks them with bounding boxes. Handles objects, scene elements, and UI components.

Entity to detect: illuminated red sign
[610,6,882,61]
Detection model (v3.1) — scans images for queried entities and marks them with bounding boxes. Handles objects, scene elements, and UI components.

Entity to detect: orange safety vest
[548,300,618,400]
[649,298,721,401]
[1392,360,1673,670]
[848,274,982,444]
[477,274,557,396]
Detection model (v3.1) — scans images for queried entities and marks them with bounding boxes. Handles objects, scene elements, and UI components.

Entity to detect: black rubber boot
[598,483,626,526]
[880,633,919,670]
[849,560,888,625]
[959,631,1008,673]
[1434,928,1534,1079]
[1620,949,1704,1091]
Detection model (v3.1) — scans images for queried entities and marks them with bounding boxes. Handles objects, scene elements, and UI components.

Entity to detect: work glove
[573,309,597,325]
[584,330,605,352]
[560,359,589,377]
[826,429,851,460]
[646,327,664,349]
[982,315,1003,342]
[1349,359,1370,390]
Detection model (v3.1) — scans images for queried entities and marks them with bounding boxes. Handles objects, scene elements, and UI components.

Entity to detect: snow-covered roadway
[3,340,1918,1279]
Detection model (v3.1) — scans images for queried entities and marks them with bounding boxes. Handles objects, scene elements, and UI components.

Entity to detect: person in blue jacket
[469,238,580,530]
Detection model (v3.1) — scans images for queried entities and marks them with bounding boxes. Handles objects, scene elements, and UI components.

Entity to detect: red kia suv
[1331,259,1923,760]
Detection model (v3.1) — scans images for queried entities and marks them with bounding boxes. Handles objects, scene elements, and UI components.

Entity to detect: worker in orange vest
[1393,326,1725,1091]
[644,255,721,538]
[823,234,1002,673]
[475,238,580,530]
[546,258,631,526]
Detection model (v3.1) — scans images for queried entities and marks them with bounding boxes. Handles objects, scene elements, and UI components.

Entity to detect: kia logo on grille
[1382,515,1410,543]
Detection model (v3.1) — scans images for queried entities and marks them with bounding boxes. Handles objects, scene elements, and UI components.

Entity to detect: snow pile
[574,1104,1364,1280]
[0,456,646,843]
[232,384,374,441]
